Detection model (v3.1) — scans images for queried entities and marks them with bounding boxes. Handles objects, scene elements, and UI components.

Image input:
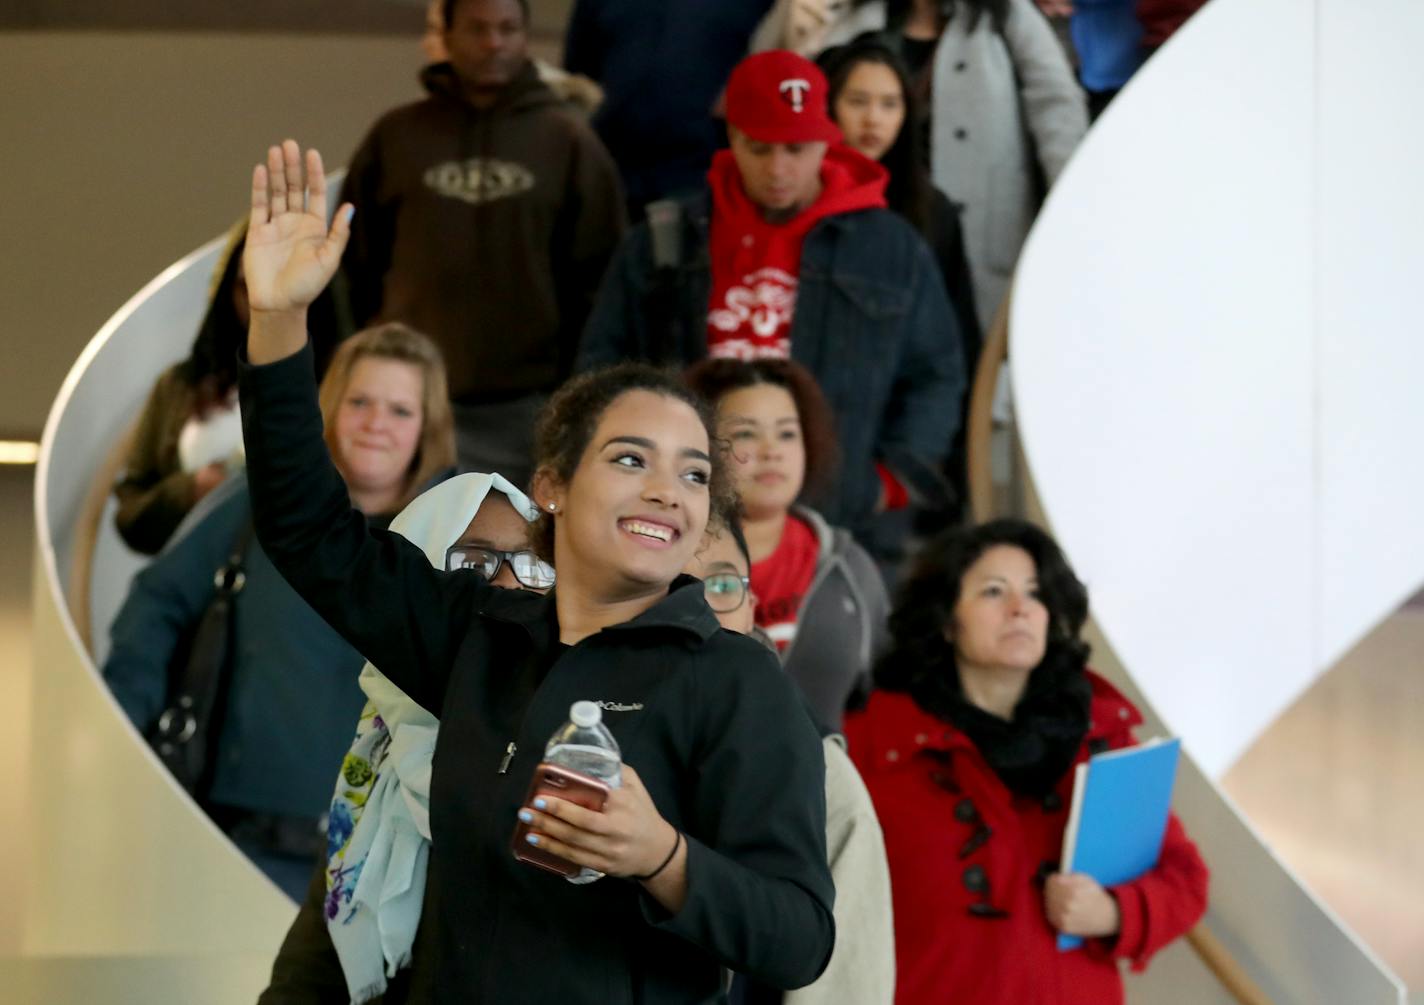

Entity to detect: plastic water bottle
[545,700,622,885]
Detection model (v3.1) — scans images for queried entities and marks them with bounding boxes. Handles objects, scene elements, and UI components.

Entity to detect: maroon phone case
[511,762,612,877]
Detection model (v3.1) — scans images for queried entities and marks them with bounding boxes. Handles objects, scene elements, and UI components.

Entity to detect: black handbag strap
[215,520,254,594]
[149,520,254,796]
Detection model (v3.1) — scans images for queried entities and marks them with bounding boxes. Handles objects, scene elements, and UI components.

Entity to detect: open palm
[244,140,352,314]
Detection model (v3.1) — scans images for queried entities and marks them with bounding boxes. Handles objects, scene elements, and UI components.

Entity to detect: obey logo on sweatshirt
[423,158,535,205]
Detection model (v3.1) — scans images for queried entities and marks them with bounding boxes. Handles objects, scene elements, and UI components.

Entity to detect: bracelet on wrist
[633,829,682,882]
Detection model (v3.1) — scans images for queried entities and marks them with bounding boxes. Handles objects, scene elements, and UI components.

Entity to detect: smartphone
[511,762,612,877]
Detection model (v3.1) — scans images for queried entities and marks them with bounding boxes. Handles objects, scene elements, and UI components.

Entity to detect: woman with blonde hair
[103,323,455,900]
[317,322,456,515]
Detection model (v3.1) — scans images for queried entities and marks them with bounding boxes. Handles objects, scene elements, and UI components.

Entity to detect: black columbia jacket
[243,345,835,1004]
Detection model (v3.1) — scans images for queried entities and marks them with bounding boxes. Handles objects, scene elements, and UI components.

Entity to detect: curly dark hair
[528,363,737,563]
[874,519,1090,714]
[683,357,841,505]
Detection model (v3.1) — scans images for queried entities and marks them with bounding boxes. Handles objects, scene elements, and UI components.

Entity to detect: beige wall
[0,31,428,438]
[0,13,576,440]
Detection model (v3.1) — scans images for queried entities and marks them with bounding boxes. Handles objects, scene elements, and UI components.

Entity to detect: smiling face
[540,390,712,593]
[718,383,806,521]
[444,0,527,100]
[832,60,907,163]
[949,545,1050,675]
[331,356,425,510]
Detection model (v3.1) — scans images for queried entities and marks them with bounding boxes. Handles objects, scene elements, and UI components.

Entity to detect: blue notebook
[1056,737,1182,951]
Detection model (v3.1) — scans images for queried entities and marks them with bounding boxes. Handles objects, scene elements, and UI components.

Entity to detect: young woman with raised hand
[843,519,1208,1005]
[239,140,832,1003]
[686,357,889,732]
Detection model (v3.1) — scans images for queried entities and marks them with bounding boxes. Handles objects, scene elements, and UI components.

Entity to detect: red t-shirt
[704,145,888,360]
[750,514,821,652]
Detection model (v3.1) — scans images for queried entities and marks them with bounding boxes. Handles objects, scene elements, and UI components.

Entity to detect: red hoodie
[705,144,888,359]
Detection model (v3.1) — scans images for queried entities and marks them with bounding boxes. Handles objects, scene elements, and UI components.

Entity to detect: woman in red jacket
[844,518,1207,1005]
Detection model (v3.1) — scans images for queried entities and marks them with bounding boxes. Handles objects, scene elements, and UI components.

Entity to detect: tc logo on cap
[779,78,811,113]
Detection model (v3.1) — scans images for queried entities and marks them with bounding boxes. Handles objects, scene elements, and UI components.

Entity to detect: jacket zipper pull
[498,741,517,775]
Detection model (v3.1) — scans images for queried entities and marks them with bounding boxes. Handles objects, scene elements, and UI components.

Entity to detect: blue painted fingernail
[518,810,533,823]
[526,834,539,845]
[533,798,547,810]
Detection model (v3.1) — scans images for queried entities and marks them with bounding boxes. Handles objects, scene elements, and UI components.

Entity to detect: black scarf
[922,662,1092,799]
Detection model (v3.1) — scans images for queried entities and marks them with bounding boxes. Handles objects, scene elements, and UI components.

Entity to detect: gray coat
[781,506,891,731]
[752,0,1089,321]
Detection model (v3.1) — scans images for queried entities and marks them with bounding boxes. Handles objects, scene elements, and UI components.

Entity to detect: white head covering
[324,473,539,1004]
[381,470,539,571]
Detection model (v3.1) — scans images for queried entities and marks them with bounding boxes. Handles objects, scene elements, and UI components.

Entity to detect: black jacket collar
[478,575,720,643]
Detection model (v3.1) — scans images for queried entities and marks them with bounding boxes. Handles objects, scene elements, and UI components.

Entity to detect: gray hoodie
[781,506,891,730]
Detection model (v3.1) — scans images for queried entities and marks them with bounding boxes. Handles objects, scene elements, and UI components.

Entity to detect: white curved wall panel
[1014,0,1424,779]
[1014,0,1417,1000]
[1315,1,1424,670]
[22,176,343,962]
[27,234,297,961]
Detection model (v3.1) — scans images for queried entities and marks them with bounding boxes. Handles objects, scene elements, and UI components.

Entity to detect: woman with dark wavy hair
[844,519,1208,1005]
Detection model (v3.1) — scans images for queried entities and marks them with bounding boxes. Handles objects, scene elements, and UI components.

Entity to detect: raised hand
[244,140,352,316]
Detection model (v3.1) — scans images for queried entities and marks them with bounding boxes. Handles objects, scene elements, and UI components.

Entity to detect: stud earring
[548,503,556,512]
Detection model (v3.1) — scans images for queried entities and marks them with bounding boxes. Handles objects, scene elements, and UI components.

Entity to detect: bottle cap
[570,701,601,728]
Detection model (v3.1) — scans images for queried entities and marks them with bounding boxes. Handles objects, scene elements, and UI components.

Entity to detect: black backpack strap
[645,198,685,271]
[644,197,708,365]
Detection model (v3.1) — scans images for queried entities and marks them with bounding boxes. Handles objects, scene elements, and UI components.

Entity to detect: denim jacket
[103,477,370,819]
[578,192,966,535]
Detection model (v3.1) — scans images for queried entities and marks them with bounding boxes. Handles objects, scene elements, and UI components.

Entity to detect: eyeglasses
[703,571,751,614]
[445,545,556,590]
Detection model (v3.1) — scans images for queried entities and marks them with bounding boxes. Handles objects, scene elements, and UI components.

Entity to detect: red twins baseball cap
[724,50,844,145]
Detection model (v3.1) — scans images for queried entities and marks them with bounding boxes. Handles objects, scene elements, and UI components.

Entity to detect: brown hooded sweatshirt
[340,61,625,401]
